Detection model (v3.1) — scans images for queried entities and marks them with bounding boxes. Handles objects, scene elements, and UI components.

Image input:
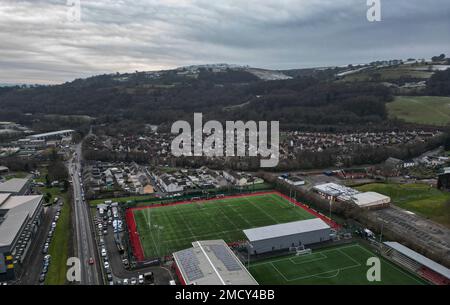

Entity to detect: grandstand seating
[387,251,421,272]
[418,267,450,285]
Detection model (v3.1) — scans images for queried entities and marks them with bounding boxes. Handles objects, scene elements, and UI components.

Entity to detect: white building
[313,182,390,209]
[244,218,331,255]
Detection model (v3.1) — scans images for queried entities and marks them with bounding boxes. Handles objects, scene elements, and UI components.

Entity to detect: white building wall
[247,228,331,255]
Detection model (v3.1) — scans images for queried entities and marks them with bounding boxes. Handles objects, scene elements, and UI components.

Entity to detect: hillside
[387,96,450,126]
[1,62,449,132]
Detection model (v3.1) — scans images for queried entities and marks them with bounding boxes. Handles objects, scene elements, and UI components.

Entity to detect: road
[69,143,101,285]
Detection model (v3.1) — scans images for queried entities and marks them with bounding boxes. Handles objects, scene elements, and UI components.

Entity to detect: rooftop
[313,182,359,198]
[0,194,43,247]
[243,218,330,242]
[28,129,75,139]
[173,240,258,285]
[0,178,29,193]
[384,242,450,279]
[350,192,391,207]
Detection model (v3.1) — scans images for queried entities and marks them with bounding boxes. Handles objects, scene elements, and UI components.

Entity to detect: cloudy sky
[1,0,449,84]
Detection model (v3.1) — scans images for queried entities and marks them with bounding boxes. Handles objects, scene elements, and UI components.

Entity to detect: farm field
[132,193,317,258]
[249,243,427,285]
[386,96,450,126]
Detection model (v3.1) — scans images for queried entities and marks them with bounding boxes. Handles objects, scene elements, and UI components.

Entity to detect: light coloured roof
[243,218,330,242]
[173,240,258,285]
[0,178,29,193]
[28,129,74,139]
[313,182,359,198]
[0,193,11,205]
[0,194,43,247]
[350,192,391,207]
[384,242,450,279]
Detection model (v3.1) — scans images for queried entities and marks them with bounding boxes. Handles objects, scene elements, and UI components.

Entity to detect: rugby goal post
[296,248,312,256]
[289,245,312,256]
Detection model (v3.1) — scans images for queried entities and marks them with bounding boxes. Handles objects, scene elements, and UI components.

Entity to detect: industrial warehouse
[0,193,44,281]
[173,240,258,285]
[243,218,331,255]
[0,178,31,195]
[313,182,391,209]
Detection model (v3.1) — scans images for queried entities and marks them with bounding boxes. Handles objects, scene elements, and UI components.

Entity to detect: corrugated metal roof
[0,195,43,247]
[0,178,28,193]
[384,242,450,279]
[243,218,330,242]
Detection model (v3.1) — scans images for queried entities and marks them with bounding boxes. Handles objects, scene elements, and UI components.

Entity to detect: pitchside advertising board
[0,253,6,273]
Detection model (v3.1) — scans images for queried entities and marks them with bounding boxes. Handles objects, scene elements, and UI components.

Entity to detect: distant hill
[0,63,413,131]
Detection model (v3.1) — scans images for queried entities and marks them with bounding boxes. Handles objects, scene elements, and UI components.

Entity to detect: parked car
[101,248,106,257]
[39,273,46,283]
[104,261,110,269]
[138,275,144,285]
[130,277,137,285]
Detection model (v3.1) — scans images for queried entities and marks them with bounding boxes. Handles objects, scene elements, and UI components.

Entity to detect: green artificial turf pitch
[133,193,315,258]
[249,243,427,285]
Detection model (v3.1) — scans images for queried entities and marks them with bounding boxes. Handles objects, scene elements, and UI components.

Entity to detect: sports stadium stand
[383,241,450,285]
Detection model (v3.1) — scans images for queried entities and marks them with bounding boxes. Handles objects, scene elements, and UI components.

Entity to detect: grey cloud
[0,0,449,84]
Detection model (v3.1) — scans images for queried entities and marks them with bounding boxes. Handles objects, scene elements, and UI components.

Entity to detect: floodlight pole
[329,196,333,220]
[247,242,253,270]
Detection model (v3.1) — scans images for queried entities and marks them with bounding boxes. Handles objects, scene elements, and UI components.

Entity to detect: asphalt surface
[98,212,175,285]
[69,143,101,285]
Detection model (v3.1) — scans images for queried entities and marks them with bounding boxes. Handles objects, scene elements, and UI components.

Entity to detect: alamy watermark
[66,257,81,283]
[171,113,280,168]
[367,0,382,22]
[366,257,381,282]
[67,0,81,22]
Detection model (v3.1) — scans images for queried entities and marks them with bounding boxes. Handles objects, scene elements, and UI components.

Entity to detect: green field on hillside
[387,96,450,126]
[250,243,426,285]
[342,66,433,82]
[356,183,450,227]
[133,193,315,258]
